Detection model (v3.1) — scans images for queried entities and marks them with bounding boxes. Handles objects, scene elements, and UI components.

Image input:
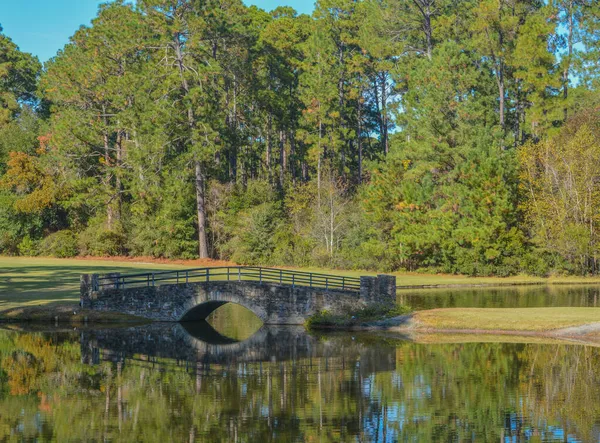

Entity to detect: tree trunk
[563,0,574,122]
[104,131,114,231]
[174,32,210,257]
[357,91,363,184]
[381,73,389,155]
[266,115,272,181]
[317,117,323,205]
[497,65,505,131]
[279,130,285,188]
[195,161,209,259]
[414,0,433,60]
[289,130,296,184]
[424,1,433,60]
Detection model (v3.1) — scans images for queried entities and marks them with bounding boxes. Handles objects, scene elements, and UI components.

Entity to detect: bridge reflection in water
[2,323,598,441]
[80,322,397,375]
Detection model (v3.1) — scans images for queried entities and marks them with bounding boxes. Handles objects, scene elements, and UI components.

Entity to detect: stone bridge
[80,266,396,325]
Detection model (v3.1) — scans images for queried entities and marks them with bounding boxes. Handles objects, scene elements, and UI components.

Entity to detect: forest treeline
[1,0,600,275]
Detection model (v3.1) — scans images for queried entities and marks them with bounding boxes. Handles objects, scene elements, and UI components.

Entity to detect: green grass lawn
[414,307,600,331]
[0,257,182,311]
[292,266,600,286]
[3,256,600,315]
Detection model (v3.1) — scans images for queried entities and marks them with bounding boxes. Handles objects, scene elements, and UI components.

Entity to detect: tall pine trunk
[175,32,210,258]
[195,161,209,258]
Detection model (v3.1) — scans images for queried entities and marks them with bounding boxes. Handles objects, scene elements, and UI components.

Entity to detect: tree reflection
[0,326,599,442]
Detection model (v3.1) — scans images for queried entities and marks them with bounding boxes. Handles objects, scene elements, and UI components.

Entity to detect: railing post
[147,274,150,287]
[259,268,262,284]
[206,268,209,282]
[325,277,328,290]
[227,267,230,281]
[152,273,155,287]
[186,270,189,284]
[280,269,283,284]
[292,273,295,288]
[342,277,345,291]
[176,271,179,284]
[309,273,313,288]
[238,267,241,282]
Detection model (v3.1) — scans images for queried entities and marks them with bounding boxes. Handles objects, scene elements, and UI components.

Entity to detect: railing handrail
[96,266,361,292]
[97,266,358,280]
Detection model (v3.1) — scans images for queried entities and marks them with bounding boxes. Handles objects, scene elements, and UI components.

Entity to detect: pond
[1,304,600,442]
[400,284,600,310]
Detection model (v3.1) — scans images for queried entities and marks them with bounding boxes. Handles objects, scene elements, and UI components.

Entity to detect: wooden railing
[96,266,361,292]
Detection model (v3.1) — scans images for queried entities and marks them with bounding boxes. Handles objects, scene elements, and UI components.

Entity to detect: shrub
[78,226,127,256]
[18,235,38,256]
[225,202,284,265]
[39,230,78,258]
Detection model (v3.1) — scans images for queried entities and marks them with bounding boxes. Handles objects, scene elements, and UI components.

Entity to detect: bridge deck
[95,266,361,292]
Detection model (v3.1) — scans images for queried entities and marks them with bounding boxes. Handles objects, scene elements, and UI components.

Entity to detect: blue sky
[0,0,314,63]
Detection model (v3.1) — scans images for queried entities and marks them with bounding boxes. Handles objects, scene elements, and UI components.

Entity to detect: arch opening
[180,301,264,342]
[180,300,228,322]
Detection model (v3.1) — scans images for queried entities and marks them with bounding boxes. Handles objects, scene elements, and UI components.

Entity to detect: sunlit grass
[414,307,600,331]
[0,257,181,311]
[3,256,600,315]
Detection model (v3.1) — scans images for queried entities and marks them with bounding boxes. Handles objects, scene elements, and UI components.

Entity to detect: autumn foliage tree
[519,110,600,273]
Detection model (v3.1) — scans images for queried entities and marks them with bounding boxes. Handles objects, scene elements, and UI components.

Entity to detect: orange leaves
[2,151,40,190]
[395,201,420,212]
[1,151,59,213]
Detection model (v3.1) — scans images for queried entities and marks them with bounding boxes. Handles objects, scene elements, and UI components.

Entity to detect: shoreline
[308,309,600,345]
[0,305,151,325]
[2,305,600,347]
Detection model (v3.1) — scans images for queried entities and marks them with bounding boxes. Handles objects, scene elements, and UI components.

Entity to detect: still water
[402,284,600,310]
[1,303,600,442]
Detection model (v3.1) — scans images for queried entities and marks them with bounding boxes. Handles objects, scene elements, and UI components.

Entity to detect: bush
[18,235,38,256]
[225,201,284,265]
[78,226,127,256]
[39,230,78,258]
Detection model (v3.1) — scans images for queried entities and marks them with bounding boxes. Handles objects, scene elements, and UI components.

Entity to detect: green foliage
[38,230,78,258]
[1,0,600,276]
[0,191,44,255]
[0,32,41,126]
[127,175,199,259]
[217,180,285,265]
[306,303,412,328]
[519,110,600,274]
[17,236,38,256]
[78,224,126,257]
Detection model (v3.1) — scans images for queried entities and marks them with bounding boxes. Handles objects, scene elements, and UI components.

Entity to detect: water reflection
[206,303,264,341]
[0,323,599,441]
[81,323,397,372]
[402,284,600,309]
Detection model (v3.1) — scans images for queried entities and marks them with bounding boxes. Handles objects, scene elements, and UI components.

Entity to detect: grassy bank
[0,257,191,312]
[412,308,600,332]
[3,256,600,324]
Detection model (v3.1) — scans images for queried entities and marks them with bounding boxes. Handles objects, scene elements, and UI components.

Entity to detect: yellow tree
[519,110,600,273]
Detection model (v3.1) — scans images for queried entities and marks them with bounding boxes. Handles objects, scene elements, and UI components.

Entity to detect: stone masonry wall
[81,273,397,325]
